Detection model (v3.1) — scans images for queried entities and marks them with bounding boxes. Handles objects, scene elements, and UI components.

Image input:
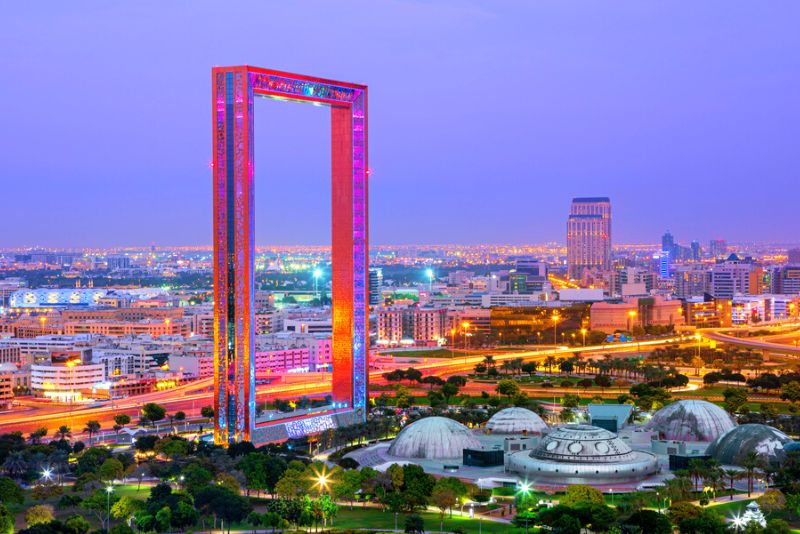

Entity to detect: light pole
[106,485,114,531]
[313,268,323,301]
[551,312,559,345]
[581,328,587,347]
[462,321,470,351]
[516,481,531,534]
[627,310,637,333]
[426,268,434,293]
[695,333,702,358]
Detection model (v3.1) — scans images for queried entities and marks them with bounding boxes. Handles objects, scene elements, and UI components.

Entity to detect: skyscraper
[661,231,675,255]
[567,197,612,279]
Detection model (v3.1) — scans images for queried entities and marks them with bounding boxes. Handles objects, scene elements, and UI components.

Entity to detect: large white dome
[485,407,548,435]
[645,400,736,442]
[388,416,482,459]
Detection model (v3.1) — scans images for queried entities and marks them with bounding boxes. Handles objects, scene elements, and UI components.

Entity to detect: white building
[31,362,104,401]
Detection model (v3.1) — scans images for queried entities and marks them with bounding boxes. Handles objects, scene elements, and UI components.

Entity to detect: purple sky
[3,1,799,248]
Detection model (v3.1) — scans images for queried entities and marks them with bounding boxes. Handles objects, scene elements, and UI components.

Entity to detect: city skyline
[3,1,799,247]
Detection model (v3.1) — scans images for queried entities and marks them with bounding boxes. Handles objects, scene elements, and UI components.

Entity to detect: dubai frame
[212,66,368,444]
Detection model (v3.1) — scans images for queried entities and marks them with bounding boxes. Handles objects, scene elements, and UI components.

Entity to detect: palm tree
[84,420,101,446]
[2,451,27,481]
[56,425,71,441]
[724,469,742,500]
[741,452,762,497]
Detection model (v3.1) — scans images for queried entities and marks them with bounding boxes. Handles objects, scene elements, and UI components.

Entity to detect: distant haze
[2,1,799,247]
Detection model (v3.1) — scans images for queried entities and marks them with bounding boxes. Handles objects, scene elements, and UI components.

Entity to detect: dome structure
[388,417,482,459]
[485,408,548,435]
[645,400,736,442]
[506,424,659,485]
[706,424,792,466]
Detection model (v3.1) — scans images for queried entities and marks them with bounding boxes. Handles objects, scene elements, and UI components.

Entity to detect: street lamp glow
[106,485,114,493]
[41,468,52,480]
[313,268,323,279]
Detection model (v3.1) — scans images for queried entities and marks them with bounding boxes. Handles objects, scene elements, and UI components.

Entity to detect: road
[3,327,794,437]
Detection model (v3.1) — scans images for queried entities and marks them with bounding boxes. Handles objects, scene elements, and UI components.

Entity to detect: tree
[64,514,90,534]
[496,379,520,398]
[0,504,13,534]
[560,485,604,507]
[395,386,412,409]
[172,500,199,529]
[113,414,131,428]
[690,356,704,375]
[447,375,468,387]
[0,476,24,505]
[551,514,581,534]
[678,508,728,534]
[757,489,786,514]
[142,403,166,426]
[723,387,749,414]
[195,485,252,534]
[201,406,215,418]
[765,518,792,534]
[56,425,71,441]
[562,394,581,409]
[174,411,186,422]
[111,496,142,522]
[98,457,124,482]
[83,420,101,445]
[623,509,671,534]
[182,462,213,495]
[332,468,362,509]
[421,375,444,390]
[431,486,457,532]
[25,505,54,528]
[404,514,424,534]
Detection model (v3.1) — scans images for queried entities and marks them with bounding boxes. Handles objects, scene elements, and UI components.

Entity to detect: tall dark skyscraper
[661,231,675,254]
[567,197,611,279]
[690,240,701,261]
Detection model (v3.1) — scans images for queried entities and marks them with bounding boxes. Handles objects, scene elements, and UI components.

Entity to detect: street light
[516,481,531,534]
[462,321,470,351]
[313,268,323,300]
[627,310,637,332]
[551,312,560,345]
[581,328,587,347]
[425,268,434,293]
[106,485,114,531]
[41,468,53,482]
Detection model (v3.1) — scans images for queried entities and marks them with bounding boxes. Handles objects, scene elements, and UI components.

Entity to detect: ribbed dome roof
[645,400,736,442]
[706,424,792,466]
[531,424,639,463]
[485,408,548,435]
[388,416,481,459]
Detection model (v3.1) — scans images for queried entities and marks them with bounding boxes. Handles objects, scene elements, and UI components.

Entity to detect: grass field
[327,508,524,534]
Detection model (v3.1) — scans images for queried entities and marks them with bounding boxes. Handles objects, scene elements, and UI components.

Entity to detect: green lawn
[331,507,524,534]
[113,483,151,500]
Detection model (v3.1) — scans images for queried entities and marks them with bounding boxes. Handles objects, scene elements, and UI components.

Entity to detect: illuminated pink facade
[212,66,368,444]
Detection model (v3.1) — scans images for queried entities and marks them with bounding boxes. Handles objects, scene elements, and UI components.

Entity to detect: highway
[4,326,799,438]
[0,336,685,436]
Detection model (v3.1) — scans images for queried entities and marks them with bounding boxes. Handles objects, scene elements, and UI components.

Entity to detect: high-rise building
[710,254,755,298]
[709,239,727,258]
[690,241,701,261]
[661,231,675,256]
[658,251,671,279]
[673,265,710,298]
[567,197,611,279]
[771,266,800,295]
[368,268,383,306]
